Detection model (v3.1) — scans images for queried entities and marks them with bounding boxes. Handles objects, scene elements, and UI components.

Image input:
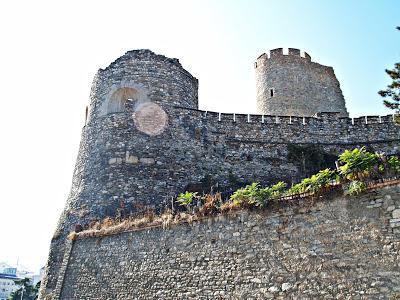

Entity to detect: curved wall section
[89,49,199,121]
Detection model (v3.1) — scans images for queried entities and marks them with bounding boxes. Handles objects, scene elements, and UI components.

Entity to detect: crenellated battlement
[255,47,312,68]
[176,106,397,127]
[170,105,399,148]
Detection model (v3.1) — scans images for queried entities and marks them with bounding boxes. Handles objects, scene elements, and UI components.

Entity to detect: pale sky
[0,0,398,272]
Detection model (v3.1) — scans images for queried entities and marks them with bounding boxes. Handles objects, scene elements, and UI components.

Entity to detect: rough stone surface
[57,185,400,299]
[392,209,400,219]
[281,282,292,292]
[256,48,348,117]
[39,49,400,299]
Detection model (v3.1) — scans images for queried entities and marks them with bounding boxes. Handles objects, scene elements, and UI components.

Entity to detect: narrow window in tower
[270,89,274,97]
[85,106,89,124]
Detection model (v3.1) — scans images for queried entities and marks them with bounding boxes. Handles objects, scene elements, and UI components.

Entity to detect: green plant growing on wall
[347,181,367,196]
[338,147,379,181]
[229,183,269,208]
[175,149,399,217]
[286,182,305,195]
[286,168,338,196]
[226,181,288,209]
[268,181,287,200]
[378,163,385,174]
[287,177,315,195]
[314,168,340,189]
[230,183,260,207]
[307,169,336,194]
[388,156,400,174]
[296,177,317,194]
[177,191,198,207]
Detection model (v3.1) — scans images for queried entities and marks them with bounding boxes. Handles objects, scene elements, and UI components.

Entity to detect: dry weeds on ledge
[68,210,204,240]
[68,178,400,241]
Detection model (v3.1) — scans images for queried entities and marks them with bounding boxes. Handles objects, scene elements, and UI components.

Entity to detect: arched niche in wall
[107,87,138,114]
[98,83,150,117]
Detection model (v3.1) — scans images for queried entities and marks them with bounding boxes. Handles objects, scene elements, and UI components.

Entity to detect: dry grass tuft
[199,193,221,216]
[73,207,208,239]
[175,212,199,224]
[75,209,175,238]
[220,200,243,212]
[161,211,174,229]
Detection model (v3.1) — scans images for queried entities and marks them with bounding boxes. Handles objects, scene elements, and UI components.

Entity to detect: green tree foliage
[229,181,287,208]
[347,181,367,196]
[8,279,39,300]
[338,147,379,180]
[388,156,400,174]
[268,181,287,200]
[378,27,400,112]
[181,148,399,213]
[287,168,338,195]
[230,182,268,208]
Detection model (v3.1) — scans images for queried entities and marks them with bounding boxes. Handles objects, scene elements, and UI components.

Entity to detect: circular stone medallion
[132,102,168,136]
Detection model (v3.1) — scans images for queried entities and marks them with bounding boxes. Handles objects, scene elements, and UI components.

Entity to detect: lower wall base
[59,185,400,299]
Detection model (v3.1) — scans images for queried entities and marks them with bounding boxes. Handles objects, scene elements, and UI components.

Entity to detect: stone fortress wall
[60,184,400,299]
[39,49,400,299]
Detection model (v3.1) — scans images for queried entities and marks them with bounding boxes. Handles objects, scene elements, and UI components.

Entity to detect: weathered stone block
[109,157,122,164]
[392,209,400,219]
[139,157,155,165]
[125,155,138,164]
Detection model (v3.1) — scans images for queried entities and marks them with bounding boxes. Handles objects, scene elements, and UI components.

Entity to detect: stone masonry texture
[61,184,400,299]
[39,49,400,299]
[255,48,348,117]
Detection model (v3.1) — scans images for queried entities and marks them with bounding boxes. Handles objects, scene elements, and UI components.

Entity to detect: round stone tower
[67,49,199,231]
[40,50,199,299]
[255,48,348,117]
[90,49,199,117]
